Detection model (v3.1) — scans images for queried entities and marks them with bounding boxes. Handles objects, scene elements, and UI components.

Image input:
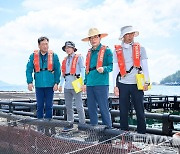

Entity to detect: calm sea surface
[144,85,180,96]
[109,85,180,96]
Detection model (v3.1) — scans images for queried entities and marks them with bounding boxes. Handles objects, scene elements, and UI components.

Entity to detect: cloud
[21,0,108,11]
[148,48,180,83]
[0,0,180,85]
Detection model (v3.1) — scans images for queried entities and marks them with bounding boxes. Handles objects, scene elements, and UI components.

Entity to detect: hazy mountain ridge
[160,70,180,85]
[0,81,26,91]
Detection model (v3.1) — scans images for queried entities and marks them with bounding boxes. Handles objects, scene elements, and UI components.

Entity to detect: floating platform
[0,112,179,154]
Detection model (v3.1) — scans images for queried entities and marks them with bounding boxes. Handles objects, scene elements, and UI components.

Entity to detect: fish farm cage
[0,112,179,154]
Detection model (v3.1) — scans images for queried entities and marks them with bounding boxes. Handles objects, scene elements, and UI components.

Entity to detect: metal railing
[0,95,180,136]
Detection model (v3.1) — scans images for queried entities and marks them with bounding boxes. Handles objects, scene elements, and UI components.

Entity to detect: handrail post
[9,101,12,113]
[149,96,152,112]
[162,113,173,135]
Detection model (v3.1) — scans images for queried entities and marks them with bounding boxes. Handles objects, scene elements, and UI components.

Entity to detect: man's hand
[28,83,34,91]
[82,85,86,92]
[53,84,58,91]
[59,86,63,93]
[97,67,104,73]
[143,84,148,91]
[114,87,119,96]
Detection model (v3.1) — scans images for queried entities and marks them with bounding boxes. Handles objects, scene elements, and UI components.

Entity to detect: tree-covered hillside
[160,70,180,84]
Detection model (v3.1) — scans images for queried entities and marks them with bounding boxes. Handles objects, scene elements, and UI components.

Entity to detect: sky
[0,0,180,86]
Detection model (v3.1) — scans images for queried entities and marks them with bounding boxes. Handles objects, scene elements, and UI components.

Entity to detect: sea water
[144,85,180,96]
[109,84,180,96]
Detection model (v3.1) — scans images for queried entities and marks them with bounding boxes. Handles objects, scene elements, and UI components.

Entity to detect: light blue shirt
[60,52,85,89]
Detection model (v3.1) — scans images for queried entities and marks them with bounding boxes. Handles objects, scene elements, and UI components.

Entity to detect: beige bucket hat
[82,28,108,42]
[119,25,139,40]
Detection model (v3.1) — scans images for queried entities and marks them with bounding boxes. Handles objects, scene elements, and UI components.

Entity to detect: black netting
[0,113,179,154]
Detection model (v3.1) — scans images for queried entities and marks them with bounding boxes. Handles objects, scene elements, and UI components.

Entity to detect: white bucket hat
[82,28,108,42]
[119,25,139,40]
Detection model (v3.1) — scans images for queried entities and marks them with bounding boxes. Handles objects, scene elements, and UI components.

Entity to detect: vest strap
[64,73,80,78]
[89,67,96,72]
[39,68,54,72]
[126,66,134,74]
[117,66,142,83]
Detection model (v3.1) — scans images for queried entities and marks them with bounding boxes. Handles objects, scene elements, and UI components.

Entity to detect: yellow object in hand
[136,74,151,90]
[72,77,83,93]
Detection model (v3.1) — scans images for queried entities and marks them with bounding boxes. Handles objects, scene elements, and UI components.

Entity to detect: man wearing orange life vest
[112,26,150,134]
[59,41,85,131]
[82,28,113,128]
[26,36,61,120]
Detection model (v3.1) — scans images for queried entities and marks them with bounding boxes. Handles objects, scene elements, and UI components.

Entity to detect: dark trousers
[117,82,146,134]
[35,87,54,119]
[87,86,112,128]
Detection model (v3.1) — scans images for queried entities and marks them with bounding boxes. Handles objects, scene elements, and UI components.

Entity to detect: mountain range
[160,70,180,85]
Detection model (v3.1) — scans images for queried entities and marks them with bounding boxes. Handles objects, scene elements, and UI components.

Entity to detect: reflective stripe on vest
[133,42,140,67]
[62,54,80,76]
[85,45,107,74]
[33,50,53,72]
[115,42,140,77]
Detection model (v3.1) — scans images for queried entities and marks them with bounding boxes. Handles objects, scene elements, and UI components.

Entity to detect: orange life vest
[115,42,141,77]
[85,45,106,74]
[62,54,80,76]
[33,50,53,72]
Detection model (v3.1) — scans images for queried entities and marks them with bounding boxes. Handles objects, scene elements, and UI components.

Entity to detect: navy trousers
[86,86,112,128]
[35,87,54,119]
[117,82,146,134]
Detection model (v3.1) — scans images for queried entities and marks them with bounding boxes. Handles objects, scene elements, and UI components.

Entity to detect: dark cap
[62,41,77,52]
